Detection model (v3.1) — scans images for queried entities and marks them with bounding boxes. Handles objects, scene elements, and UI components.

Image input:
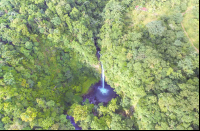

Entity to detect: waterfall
[98,51,108,95]
[101,63,104,89]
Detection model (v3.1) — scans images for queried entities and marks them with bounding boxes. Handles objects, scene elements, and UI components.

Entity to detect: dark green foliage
[98,0,199,130]
[146,20,165,36]
[0,0,199,130]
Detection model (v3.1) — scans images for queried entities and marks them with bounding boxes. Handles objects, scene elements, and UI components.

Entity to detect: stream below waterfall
[66,38,117,130]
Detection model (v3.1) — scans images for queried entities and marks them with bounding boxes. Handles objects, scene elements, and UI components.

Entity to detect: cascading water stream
[101,63,104,89]
[66,49,117,130]
[98,51,109,95]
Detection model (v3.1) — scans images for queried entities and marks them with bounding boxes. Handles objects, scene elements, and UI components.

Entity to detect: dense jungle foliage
[0,0,199,130]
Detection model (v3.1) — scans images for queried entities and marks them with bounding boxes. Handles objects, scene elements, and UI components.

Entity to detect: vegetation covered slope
[0,0,105,129]
[0,0,199,130]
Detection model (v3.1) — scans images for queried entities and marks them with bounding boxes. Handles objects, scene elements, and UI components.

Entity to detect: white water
[98,51,108,95]
[101,63,104,89]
